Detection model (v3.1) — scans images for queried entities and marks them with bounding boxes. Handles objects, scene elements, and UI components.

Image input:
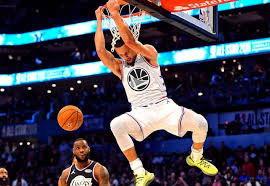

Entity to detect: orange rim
[103,0,128,8]
[103,10,149,18]
[118,0,128,5]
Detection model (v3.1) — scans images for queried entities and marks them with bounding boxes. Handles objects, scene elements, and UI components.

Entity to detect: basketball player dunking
[95,0,218,185]
[58,138,110,186]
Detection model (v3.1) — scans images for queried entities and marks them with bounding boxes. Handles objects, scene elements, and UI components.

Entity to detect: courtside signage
[0,37,270,86]
[0,0,268,46]
[161,0,238,12]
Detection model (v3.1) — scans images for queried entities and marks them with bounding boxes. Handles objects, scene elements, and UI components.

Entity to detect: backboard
[123,0,219,42]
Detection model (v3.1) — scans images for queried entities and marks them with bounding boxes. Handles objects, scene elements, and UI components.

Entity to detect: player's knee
[135,135,144,142]
[110,117,124,136]
[196,114,208,133]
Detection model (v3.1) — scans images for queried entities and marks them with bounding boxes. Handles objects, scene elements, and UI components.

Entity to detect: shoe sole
[186,157,217,176]
[145,174,155,186]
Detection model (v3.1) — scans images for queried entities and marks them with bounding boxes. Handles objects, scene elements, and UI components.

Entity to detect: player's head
[73,138,90,163]
[114,38,137,64]
[0,167,9,184]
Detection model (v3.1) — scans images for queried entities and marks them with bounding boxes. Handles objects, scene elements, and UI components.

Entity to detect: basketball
[57,105,83,131]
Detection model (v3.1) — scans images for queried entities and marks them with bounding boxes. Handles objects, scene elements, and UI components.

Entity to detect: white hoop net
[102,3,145,52]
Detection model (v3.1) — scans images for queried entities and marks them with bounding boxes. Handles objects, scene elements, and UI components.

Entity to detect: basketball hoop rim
[103,0,128,8]
[102,0,147,52]
[102,0,150,18]
[102,10,149,19]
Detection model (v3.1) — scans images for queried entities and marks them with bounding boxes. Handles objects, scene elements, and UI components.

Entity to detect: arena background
[0,0,270,185]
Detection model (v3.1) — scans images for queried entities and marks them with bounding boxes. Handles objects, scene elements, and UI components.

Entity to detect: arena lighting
[221,66,225,72]
[0,88,5,92]
[0,37,270,86]
[238,63,242,70]
[93,84,98,88]
[17,56,21,61]
[0,0,268,46]
[35,57,42,65]
[27,86,32,90]
[77,80,82,84]
[8,55,13,60]
[198,92,203,96]
[70,87,74,91]
[47,90,52,94]
[52,83,56,87]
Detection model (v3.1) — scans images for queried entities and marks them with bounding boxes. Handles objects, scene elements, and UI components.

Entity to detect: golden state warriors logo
[71,175,92,186]
[127,67,150,91]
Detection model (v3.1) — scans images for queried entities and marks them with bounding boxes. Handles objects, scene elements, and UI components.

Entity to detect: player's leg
[181,109,218,176]
[110,114,143,173]
[110,113,154,185]
[160,99,218,176]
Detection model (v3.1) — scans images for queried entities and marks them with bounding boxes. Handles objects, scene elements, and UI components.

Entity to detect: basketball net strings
[102,3,145,52]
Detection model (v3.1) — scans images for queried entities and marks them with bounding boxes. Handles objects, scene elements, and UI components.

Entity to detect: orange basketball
[57,105,83,131]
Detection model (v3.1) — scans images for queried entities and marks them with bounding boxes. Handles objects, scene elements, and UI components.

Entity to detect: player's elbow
[96,48,105,54]
[96,48,106,57]
[151,50,158,58]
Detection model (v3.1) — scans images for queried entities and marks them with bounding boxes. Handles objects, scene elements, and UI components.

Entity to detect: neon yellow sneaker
[186,155,218,176]
[133,170,154,186]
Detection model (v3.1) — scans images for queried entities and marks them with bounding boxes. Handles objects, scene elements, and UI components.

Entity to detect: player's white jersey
[121,54,167,108]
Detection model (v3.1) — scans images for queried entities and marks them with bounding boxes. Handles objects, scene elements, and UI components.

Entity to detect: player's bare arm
[58,168,70,186]
[106,0,158,66]
[94,163,110,186]
[94,6,122,79]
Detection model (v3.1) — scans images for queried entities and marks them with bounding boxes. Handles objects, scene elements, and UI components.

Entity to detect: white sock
[130,158,145,174]
[191,146,203,162]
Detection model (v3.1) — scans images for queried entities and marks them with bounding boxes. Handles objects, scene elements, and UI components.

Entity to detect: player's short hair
[73,138,88,146]
[115,38,125,48]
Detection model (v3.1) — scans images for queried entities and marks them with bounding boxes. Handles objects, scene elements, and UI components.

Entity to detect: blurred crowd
[0,136,269,186]
[0,60,270,134]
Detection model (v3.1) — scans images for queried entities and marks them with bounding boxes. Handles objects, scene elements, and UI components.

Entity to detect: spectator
[248,144,257,161]
[168,172,177,185]
[240,169,250,183]
[0,167,9,186]
[151,175,162,186]
[257,159,266,176]
[152,154,164,164]
[260,144,270,162]
[202,175,212,186]
[231,160,239,175]
[173,176,188,186]
[11,176,28,186]
[246,177,261,186]
[256,169,266,185]
[224,172,233,185]
[0,135,269,185]
[266,166,270,186]
[212,174,222,186]
[205,141,218,163]
[110,173,119,186]
[242,155,256,177]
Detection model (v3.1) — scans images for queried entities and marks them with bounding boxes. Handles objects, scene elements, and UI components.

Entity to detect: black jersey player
[58,138,110,186]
